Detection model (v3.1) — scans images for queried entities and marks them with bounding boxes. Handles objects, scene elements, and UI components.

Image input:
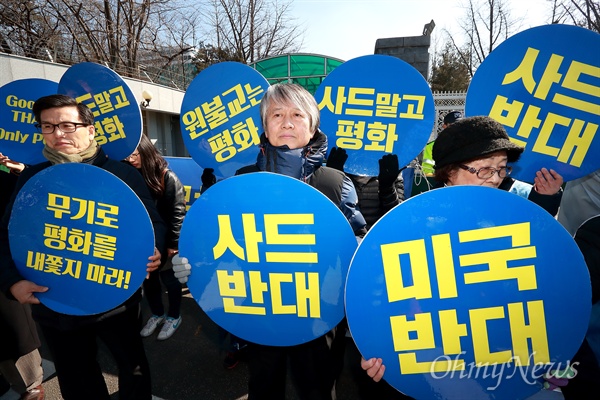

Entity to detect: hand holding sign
[9,163,155,315]
[346,185,591,400]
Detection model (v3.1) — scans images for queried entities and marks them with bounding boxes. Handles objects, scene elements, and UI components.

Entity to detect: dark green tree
[429,41,471,92]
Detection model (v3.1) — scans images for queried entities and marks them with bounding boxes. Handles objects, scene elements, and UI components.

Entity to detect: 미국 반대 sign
[9,163,155,315]
[345,185,591,400]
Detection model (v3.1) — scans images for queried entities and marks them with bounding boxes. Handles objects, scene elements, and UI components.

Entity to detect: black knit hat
[443,110,463,125]
[433,116,524,169]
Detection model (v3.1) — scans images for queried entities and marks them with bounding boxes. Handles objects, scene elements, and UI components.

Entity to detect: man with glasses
[0,94,166,399]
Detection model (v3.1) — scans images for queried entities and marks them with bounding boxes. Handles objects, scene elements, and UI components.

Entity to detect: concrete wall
[374,34,431,80]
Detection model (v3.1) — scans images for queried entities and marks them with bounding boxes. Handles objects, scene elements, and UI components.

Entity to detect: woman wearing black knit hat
[430,115,563,215]
[361,115,566,386]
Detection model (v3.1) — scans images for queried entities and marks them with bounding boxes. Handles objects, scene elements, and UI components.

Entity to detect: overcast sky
[292,0,553,61]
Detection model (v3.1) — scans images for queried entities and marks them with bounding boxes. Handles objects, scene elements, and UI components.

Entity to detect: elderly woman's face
[264,100,314,149]
[447,150,508,188]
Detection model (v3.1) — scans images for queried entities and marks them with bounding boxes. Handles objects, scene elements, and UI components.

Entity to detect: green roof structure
[249,53,345,94]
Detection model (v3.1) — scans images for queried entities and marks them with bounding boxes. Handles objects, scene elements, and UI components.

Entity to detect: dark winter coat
[236,131,367,237]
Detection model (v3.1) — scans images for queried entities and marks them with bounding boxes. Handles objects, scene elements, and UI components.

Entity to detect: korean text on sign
[181,83,264,162]
[381,222,549,374]
[24,192,131,289]
[318,86,426,152]
[76,85,130,145]
[490,47,599,168]
[212,213,321,318]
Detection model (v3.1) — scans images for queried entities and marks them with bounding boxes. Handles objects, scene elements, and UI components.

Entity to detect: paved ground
[1,287,565,400]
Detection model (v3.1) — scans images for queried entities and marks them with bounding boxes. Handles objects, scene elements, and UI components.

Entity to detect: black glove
[378,154,400,188]
[327,147,348,172]
[201,168,217,189]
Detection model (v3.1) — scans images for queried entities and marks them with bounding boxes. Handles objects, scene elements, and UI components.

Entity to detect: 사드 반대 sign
[345,185,591,400]
[0,78,58,165]
[179,172,357,346]
[466,24,600,182]
[179,62,269,180]
[315,54,435,176]
[58,62,142,161]
[164,156,204,211]
[9,163,155,315]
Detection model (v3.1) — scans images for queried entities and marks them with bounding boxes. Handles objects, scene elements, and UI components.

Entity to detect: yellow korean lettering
[248,270,268,303]
[439,309,468,354]
[557,119,597,167]
[242,214,263,263]
[554,61,600,115]
[431,234,458,299]
[502,47,539,94]
[26,251,44,271]
[398,352,464,374]
[508,300,549,365]
[264,214,317,263]
[390,312,435,351]
[47,193,71,218]
[515,105,543,143]
[213,215,245,260]
[531,113,571,157]
[459,223,537,291]
[381,239,432,302]
[470,306,512,364]
[533,54,563,101]
[295,272,320,318]
[217,270,247,297]
[270,273,296,315]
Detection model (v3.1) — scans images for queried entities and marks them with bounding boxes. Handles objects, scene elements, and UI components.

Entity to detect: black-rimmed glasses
[458,164,512,179]
[35,122,90,134]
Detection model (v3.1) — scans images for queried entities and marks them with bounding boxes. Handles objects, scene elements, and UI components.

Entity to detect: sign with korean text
[345,185,591,399]
[315,54,435,176]
[164,156,203,211]
[9,163,155,315]
[179,172,357,346]
[58,62,142,161]
[466,24,600,182]
[180,62,269,180]
[0,78,58,165]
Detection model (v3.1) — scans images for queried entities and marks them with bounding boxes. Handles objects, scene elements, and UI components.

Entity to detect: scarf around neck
[42,139,98,164]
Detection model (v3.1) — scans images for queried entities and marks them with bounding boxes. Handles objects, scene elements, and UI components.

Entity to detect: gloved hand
[201,168,217,189]
[378,154,400,188]
[327,147,348,172]
[172,254,191,284]
[543,366,576,391]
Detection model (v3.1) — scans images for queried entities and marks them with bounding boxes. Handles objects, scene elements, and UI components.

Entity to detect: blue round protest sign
[466,24,600,182]
[164,156,204,209]
[180,62,269,180]
[9,163,155,315]
[179,172,357,346]
[0,79,58,165]
[58,62,142,161]
[315,54,435,176]
[346,185,591,400]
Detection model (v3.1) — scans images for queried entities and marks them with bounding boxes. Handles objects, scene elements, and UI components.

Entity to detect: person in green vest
[421,110,463,176]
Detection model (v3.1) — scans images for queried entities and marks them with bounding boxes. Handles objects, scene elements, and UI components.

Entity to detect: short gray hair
[259,83,320,133]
